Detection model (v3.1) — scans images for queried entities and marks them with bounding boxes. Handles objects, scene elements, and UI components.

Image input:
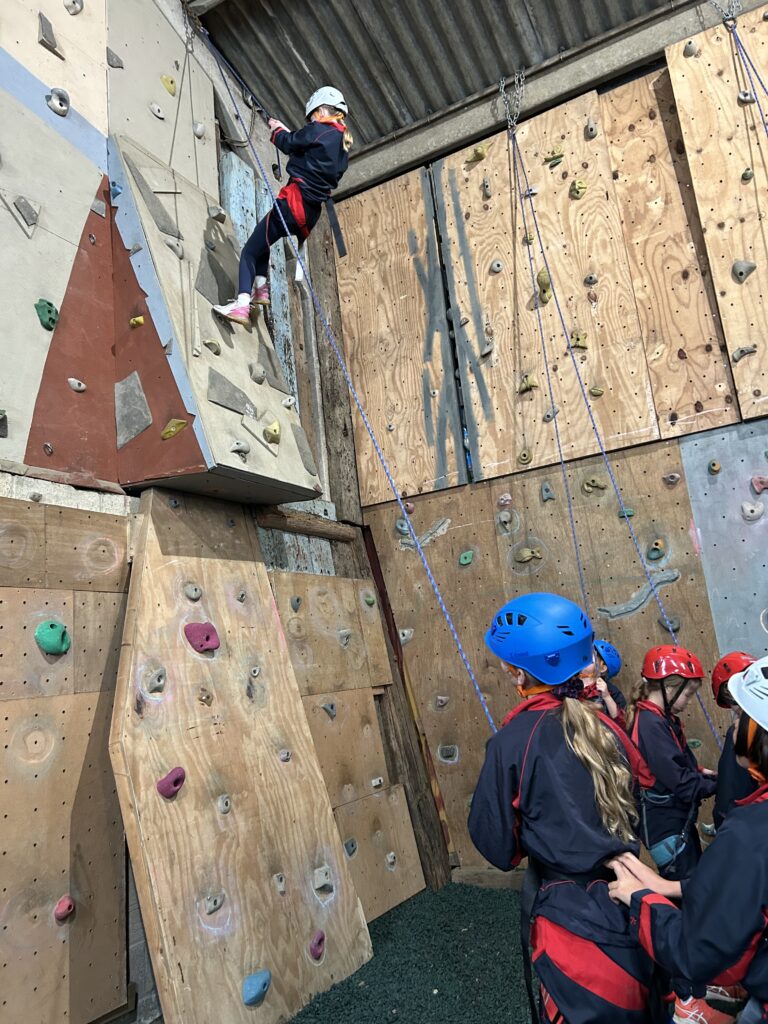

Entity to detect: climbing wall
[667,8,768,419]
[110,135,322,503]
[271,572,425,920]
[335,168,467,507]
[365,437,729,866]
[0,495,128,1023]
[110,490,371,1024]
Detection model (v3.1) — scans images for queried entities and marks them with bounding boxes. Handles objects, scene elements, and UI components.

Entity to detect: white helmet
[305,86,347,119]
[730,655,768,731]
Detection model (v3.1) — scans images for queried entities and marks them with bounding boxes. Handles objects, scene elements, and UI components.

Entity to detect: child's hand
[595,678,608,694]
[268,117,288,133]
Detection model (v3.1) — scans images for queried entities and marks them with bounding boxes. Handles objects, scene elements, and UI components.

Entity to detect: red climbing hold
[184,622,220,653]
[157,766,186,799]
[309,930,326,961]
[751,475,768,495]
[54,895,75,922]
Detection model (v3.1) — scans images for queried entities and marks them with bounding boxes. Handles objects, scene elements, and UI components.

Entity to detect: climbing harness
[191,15,498,734]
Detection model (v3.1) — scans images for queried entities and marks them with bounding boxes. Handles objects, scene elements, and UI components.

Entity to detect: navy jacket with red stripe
[630,783,768,1003]
[714,723,757,830]
[270,121,348,204]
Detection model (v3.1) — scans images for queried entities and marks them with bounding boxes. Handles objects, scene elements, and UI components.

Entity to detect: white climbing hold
[249,363,266,384]
[370,776,384,789]
[385,852,397,870]
[585,117,598,139]
[149,101,165,120]
[230,440,250,458]
[741,500,765,523]
[106,47,124,69]
[67,378,86,392]
[399,628,414,645]
[207,204,226,223]
[164,238,183,259]
[683,40,697,57]
[63,0,84,12]
[282,396,296,409]
[193,121,206,139]
[738,90,756,105]
[46,88,70,117]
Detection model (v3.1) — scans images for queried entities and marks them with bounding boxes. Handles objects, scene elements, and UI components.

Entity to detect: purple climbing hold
[184,621,220,653]
[54,894,75,922]
[309,930,326,961]
[156,766,186,799]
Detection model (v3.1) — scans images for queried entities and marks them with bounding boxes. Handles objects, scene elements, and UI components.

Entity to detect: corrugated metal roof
[203,0,681,149]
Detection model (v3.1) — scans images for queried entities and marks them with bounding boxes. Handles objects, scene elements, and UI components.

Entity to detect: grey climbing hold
[290,596,301,612]
[598,569,681,619]
[29,492,42,502]
[344,838,358,858]
[282,396,296,409]
[207,368,251,415]
[147,667,166,694]
[292,423,318,476]
[106,47,124,68]
[663,473,681,486]
[14,196,39,227]
[122,155,183,238]
[658,615,681,634]
[732,345,758,363]
[230,440,250,458]
[273,872,286,894]
[67,377,86,393]
[204,893,225,915]
[149,101,165,119]
[217,794,231,814]
[195,246,235,306]
[249,363,267,385]
[543,405,559,423]
[256,338,292,394]
[338,628,352,648]
[489,259,504,274]
[164,238,183,259]
[0,411,7,438]
[742,167,754,182]
[184,583,202,602]
[399,628,414,645]
[169,497,181,509]
[584,273,598,287]
[38,13,64,59]
[90,197,106,218]
[236,590,246,604]
[585,117,598,139]
[395,518,409,536]
[738,90,756,105]
[64,0,84,11]
[438,743,459,764]
[193,121,206,139]
[313,864,333,896]
[114,371,152,449]
[683,40,697,57]
[482,177,492,199]
[203,338,221,356]
[278,748,292,763]
[742,500,765,523]
[497,510,514,532]
[732,260,756,283]
[321,702,337,720]
[541,481,555,503]
[371,776,384,789]
[480,337,494,357]
[436,695,450,708]
[46,88,70,117]
[386,851,398,869]
[498,493,513,507]
[207,204,226,223]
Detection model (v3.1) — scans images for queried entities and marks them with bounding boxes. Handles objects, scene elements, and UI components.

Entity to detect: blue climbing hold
[109,181,122,200]
[242,969,272,1007]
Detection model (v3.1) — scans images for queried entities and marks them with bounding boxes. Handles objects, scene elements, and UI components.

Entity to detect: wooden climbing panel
[335,168,468,506]
[432,91,659,484]
[365,437,728,865]
[110,491,371,1024]
[666,10,768,418]
[601,70,738,437]
[0,497,128,1023]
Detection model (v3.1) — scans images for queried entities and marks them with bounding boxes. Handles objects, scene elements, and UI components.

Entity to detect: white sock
[254,276,267,289]
[237,292,250,305]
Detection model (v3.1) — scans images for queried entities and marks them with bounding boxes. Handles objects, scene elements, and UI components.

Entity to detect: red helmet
[642,645,704,681]
[711,651,755,707]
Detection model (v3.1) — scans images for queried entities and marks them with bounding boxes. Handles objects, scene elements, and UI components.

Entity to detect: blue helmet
[485,592,594,686]
[594,639,622,681]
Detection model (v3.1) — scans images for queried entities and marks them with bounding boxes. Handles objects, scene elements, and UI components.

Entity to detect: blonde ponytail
[559,698,637,842]
[625,677,652,732]
[313,104,353,152]
[342,126,353,152]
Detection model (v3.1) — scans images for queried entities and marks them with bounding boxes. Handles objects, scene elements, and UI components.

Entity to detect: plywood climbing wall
[335,168,467,507]
[366,436,729,865]
[667,9,768,419]
[110,491,371,1024]
[0,496,128,1023]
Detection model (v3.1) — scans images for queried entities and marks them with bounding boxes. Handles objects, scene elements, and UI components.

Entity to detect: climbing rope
[499,76,723,749]
[192,17,498,734]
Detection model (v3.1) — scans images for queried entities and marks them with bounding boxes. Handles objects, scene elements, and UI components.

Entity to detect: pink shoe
[252,284,270,306]
[673,996,735,1024]
[213,299,251,325]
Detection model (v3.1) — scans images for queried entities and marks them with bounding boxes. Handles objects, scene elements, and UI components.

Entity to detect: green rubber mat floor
[293,883,524,1024]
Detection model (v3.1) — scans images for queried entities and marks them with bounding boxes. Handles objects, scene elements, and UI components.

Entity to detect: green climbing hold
[458,550,474,567]
[536,268,553,306]
[544,147,564,168]
[569,179,588,200]
[687,738,702,750]
[35,299,59,331]
[363,592,376,607]
[647,539,666,561]
[618,508,635,519]
[589,386,604,398]
[34,620,71,655]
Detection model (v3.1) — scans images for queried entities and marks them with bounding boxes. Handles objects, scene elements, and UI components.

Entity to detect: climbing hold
[515,547,542,563]
[480,336,494,358]
[395,518,409,536]
[147,667,166,694]
[290,596,301,613]
[35,299,59,331]
[282,396,296,409]
[106,47,123,68]
[344,838,358,858]
[708,460,721,476]
[519,373,538,394]
[321,702,337,720]
[741,500,765,523]
[197,686,213,706]
[688,738,702,750]
[386,852,398,869]
[278,748,292,763]
[46,88,70,117]
[742,167,754,182]
[465,142,492,165]
[216,794,231,817]
[249,666,260,679]
[14,195,39,227]
[160,418,187,440]
[29,492,42,502]
[751,476,768,495]
[732,345,757,363]
[659,614,681,634]
[584,273,598,287]
[43,442,54,456]
[64,0,84,11]
[230,440,250,459]
[54,895,75,922]
[582,476,607,495]
[683,40,697,57]
[436,695,450,709]
[732,260,756,283]
[663,473,681,486]
[263,421,280,445]
[523,231,534,245]
[67,377,86,393]
[386,423,395,432]
[399,628,414,645]
[249,362,267,384]
[169,497,181,509]
[184,583,202,602]
[0,411,7,439]
[338,628,352,648]
[518,448,532,465]
[309,931,326,961]
[184,622,220,653]
[34,620,71,655]
[202,339,221,357]
[541,481,555,502]
[544,146,564,167]
[207,204,226,224]
[242,971,272,1008]
[738,89,756,105]
[497,493,513,507]
[570,329,588,350]
[149,101,165,119]
[204,893,225,915]
[589,386,604,398]
[618,508,635,519]
[313,864,333,895]
[489,259,504,275]
[536,268,552,305]
[458,550,474,566]
[129,315,144,328]
[109,181,122,200]
[160,74,177,96]
[481,177,492,200]
[363,591,376,607]
[164,238,183,259]
[38,13,64,58]
[569,179,587,200]
[438,743,459,764]
[156,767,185,799]
[497,510,514,532]
[543,405,559,423]
[585,117,598,139]
[236,590,246,603]
[273,872,286,894]
[647,539,666,561]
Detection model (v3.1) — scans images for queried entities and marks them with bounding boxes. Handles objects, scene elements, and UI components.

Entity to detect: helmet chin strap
[660,678,689,716]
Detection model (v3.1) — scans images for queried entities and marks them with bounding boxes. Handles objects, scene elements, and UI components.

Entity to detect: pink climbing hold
[309,930,326,961]
[54,895,75,922]
[156,766,186,799]
[752,475,768,495]
[403,501,416,514]
[184,621,220,653]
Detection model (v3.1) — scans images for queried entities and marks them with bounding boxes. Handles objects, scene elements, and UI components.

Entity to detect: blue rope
[730,25,768,143]
[198,26,498,734]
[510,131,723,751]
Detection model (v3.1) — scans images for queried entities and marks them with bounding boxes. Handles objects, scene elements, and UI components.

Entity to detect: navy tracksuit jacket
[714,723,758,830]
[631,783,768,1019]
[631,701,717,880]
[468,694,658,1024]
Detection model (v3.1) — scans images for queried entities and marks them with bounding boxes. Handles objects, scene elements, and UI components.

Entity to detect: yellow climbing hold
[263,420,281,444]
[129,315,144,328]
[544,146,564,167]
[161,74,177,96]
[519,373,538,395]
[515,547,543,564]
[570,329,588,350]
[161,418,188,440]
[589,385,604,398]
[465,142,492,166]
[203,338,221,355]
[536,268,553,306]
[569,179,588,200]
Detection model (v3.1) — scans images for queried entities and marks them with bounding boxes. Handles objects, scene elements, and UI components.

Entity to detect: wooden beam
[254,505,359,542]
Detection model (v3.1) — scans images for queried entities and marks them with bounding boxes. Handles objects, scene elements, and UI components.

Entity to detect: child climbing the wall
[711,652,758,829]
[582,639,628,728]
[214,86,352,325]
[468,593,663,1023]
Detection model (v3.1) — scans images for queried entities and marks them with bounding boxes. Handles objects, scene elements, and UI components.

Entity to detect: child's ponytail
[625,676,651,732]
[313,103,353,152]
